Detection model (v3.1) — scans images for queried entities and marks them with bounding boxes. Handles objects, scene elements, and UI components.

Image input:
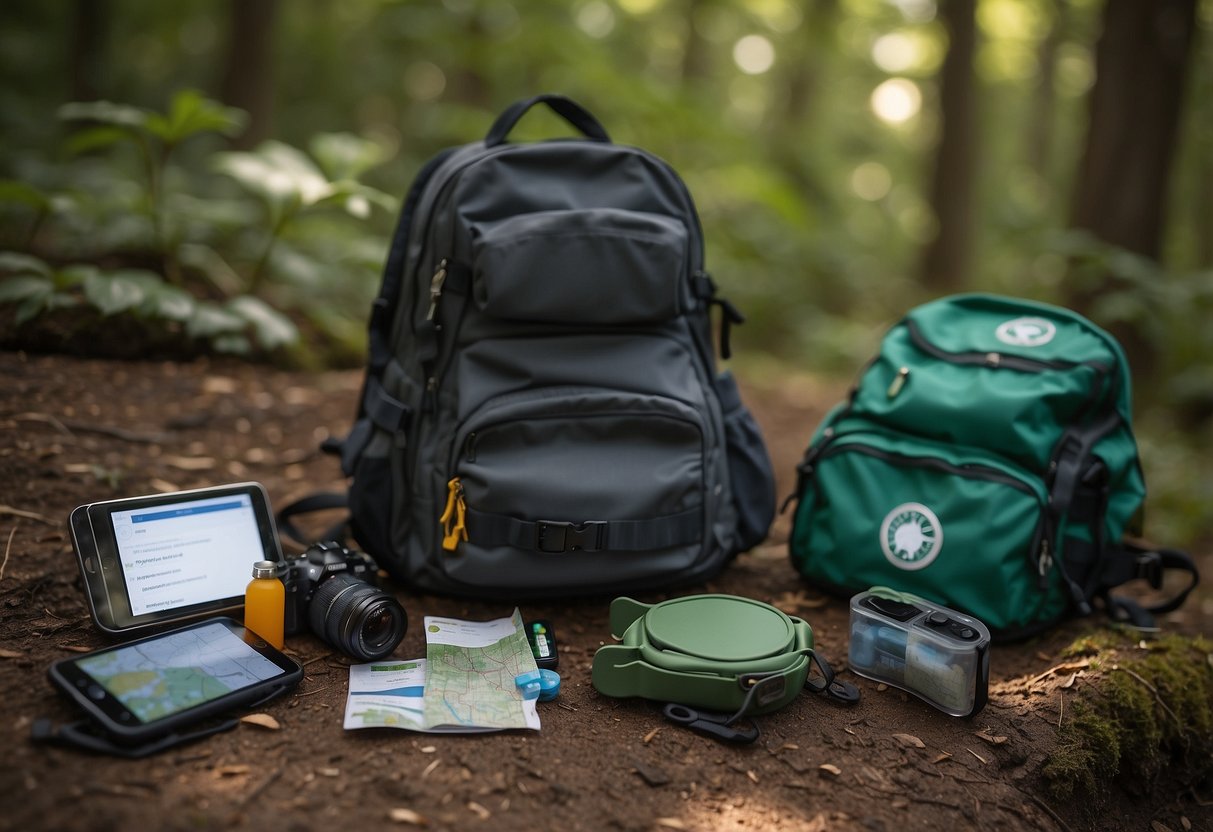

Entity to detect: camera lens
[307,573,407,661]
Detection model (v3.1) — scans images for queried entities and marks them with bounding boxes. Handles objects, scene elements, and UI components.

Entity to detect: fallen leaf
[59,645,93,653]
[0,649,24,659]
[388,807,428,826]
[656,820,687,830]
[643,727,661,743]
[966,748,987,764]
[892,733,925,748]
[818,764,841,777]
[1151,822,1174,832]
[746,770,759,783]
[163,455,216,471]
[876,683,888,692]
[467,801,490,820]
[975,730,1007,745]
[778,743,799,751]
[240,713,280,730]
[1062,672,1079,689]
[319,767,340,777]
[420,746,437,753]
[932,752,953,764]
[422,759,440,779]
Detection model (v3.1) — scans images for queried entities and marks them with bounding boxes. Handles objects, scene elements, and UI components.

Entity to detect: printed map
[422,608,540,730]
[343,609,540,732]
[78,621,282,722]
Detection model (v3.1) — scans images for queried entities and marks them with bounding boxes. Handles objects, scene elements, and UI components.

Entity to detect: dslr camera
[282,541,407,661]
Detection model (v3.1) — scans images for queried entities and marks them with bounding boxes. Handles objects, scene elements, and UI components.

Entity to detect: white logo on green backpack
[880,502,942,570]
[995,316,1056,347]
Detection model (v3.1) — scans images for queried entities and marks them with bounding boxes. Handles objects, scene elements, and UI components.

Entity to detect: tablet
[69,483,283,635]
[48,616,302,746]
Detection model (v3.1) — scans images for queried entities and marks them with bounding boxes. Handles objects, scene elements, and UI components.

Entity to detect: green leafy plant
[213,133,396,292]
[58,89,247,283]
[0,251,296,357]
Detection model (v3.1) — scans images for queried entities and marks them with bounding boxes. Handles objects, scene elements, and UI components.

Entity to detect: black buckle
[1136,549,1164,589]
[535,521,606,553]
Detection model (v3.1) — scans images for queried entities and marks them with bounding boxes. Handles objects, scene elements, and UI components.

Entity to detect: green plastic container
[591,594,815,715]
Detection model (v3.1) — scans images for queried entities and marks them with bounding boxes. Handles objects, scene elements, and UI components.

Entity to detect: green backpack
[788,294,1198,639]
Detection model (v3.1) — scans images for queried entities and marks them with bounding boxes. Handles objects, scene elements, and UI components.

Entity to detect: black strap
[691,271,744,361]
[485,94,611,147]
[464,506,702,553]
[804,650,861,704]
[364,376,411,434]
[276,492,350,547]
[1098,540,1200,617]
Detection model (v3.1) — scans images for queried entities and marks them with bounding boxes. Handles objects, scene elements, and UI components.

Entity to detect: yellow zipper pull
[887,366,910,398]
[440,477,468,552]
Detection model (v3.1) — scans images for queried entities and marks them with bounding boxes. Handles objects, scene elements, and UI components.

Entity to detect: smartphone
[47,617,302,746]
[69,483,283,635]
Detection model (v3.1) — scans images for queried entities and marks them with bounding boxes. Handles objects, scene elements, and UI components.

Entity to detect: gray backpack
[332,95,774,598]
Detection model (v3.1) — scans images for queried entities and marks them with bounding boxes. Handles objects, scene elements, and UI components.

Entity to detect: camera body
[282,541,406,661]
[848,588,989,717]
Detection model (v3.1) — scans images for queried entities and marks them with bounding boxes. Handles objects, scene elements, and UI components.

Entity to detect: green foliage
[2,88,394,365]
[0,252,298,358]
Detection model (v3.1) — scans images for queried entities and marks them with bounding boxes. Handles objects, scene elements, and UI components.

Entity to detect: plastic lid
[251,560,278,579]
[643,595,795,662]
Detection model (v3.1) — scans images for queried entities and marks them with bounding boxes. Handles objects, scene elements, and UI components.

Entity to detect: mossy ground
[1042,632,1213,805]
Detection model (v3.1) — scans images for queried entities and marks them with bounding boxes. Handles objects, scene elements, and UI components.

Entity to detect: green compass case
[591,594,815,714]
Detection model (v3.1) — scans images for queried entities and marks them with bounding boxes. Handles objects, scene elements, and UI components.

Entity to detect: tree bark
[219,0,278,149]
[1069,0,1197,260]
[1027,0,1065,179]
[1066,0,1198,372]
[69,0,110,102]
[918,0,979,292]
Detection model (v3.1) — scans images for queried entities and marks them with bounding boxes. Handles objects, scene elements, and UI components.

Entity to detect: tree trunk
[69,0,110,102]
[1067,0,1197,371]
[219,0,278,149]
[1027,0,1065,179]
[1070,0,1197,259]
[918,0,979,292]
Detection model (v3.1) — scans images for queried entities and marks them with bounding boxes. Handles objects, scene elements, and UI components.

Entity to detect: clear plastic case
[848,588,990,717]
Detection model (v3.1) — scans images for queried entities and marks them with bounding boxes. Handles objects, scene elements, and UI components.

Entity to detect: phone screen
[66,619,292,724]
[105,492,266,617]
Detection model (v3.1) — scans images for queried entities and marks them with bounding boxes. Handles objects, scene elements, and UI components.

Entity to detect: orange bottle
[244,560,285,649]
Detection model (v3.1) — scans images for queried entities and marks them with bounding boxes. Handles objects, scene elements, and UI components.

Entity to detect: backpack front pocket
[438,386,708,594]
[789,429,1066,636]
[470,208,689,324]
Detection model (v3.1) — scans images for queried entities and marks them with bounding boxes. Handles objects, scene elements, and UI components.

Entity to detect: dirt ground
[1,350,1209,832]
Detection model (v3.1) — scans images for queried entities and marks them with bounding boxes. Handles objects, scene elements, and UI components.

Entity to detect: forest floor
[0,350,1210,832]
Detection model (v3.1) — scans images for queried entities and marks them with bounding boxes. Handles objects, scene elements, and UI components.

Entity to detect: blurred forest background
[1,0,1210,545]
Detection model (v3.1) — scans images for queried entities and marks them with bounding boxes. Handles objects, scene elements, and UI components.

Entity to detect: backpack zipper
[812,439,1055,585]
[904,319,1114,424]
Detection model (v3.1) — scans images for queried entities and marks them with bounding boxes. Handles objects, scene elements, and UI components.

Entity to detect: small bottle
[244,560,285,649]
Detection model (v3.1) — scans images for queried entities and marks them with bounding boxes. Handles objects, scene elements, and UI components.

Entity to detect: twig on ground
[1023,791,1075,832]
[0,506,53,524]
[240,767,283,805]
[0,525,15,583]
[16,412,172,444]
[1111,664,1183,732]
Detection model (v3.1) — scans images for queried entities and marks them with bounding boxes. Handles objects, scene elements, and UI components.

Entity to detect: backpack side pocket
[715,371,775,553]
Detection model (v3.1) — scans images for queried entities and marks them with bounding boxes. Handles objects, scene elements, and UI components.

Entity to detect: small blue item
[515,669,561,701]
